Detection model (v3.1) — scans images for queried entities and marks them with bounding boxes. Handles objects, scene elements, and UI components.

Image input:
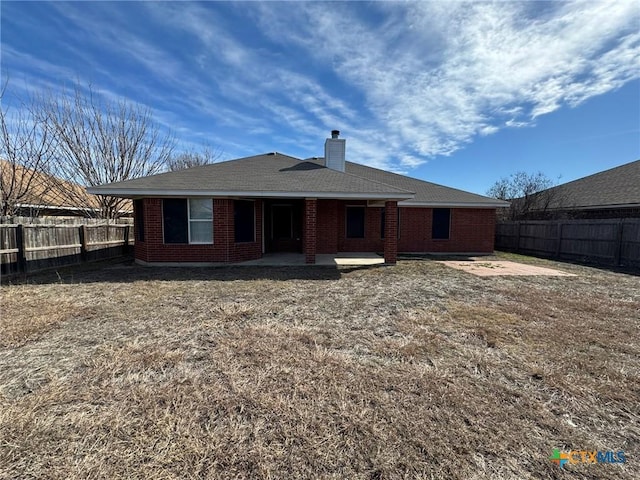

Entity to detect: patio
[238,252,385,266]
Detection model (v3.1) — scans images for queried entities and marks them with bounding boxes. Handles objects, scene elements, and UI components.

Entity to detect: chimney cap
[331,130,340,138]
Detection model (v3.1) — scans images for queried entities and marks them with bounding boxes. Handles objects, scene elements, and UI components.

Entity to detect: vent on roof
[325,130,345,172]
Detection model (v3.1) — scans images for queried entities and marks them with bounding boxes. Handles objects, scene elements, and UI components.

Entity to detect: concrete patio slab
[439,260,576,277]
[238,252,385,266]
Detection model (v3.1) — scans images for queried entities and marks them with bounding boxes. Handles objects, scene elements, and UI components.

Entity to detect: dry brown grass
[1,256,639,479]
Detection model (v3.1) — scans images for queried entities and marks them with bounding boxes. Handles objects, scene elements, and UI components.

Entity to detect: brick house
[88,131,508,265]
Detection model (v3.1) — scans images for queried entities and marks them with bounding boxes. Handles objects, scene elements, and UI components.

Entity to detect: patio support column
[303,198,317,264]
[384,200,398,264]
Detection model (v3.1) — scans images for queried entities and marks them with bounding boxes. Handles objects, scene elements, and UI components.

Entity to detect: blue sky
[1,1,639,195]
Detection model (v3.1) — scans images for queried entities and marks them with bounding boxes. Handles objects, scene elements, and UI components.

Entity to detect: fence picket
[0,222,133,275]
[496,218,640,268]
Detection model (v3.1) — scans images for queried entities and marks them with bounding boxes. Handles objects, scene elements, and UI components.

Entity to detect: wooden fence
[496,218,640,268]
[0,223,134,275]
[1,216,133,225]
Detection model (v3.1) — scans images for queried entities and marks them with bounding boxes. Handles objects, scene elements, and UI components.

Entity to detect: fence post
[79,225,88,262]
[555,221,563,258]
[123,225,130,254]
[16,224,27,273]
[613,220,624,267]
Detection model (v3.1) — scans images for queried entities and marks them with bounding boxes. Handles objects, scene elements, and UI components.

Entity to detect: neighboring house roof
[534,160,640,211]
[88,152,508,207]
[0,159,131,214]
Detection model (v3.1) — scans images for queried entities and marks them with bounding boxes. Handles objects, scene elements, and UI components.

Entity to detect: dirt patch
[0,256,638,479]
[440,259,577,276]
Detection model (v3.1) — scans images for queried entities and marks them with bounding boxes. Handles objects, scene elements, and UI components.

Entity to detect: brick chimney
[324,130,345,172]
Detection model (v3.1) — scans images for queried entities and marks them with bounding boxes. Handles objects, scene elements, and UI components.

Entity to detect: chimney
[324,130,345,172]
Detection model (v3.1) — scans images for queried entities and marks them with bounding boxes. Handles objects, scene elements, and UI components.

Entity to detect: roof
[0,159,124,213]
[534,160,640,211]
[88,152,508,207]
[342,161,508,207]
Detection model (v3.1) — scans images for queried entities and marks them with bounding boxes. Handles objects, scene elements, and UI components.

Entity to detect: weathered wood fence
[496,219,640,268]
[0,224,134,275]
[1,216,133,225]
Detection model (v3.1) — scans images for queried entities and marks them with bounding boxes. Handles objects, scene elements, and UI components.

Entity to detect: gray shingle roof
[341,161,508,206]
[537,160,640,210]
[88,152,508,207]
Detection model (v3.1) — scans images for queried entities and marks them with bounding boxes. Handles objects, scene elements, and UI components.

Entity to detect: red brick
[134,197,496,264]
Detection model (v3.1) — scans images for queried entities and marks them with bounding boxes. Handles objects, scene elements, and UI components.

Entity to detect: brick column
[213,199,233,262]
[303,198,317,264]
[384,200,398,264]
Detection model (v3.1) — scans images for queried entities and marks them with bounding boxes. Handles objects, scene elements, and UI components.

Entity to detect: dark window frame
[163,198,189,244]
[432,208,451,240]
[234,200,255,243]
[162,198,214,244]
[346,206,366,239]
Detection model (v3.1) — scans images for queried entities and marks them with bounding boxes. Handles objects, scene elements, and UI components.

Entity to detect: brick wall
[135,197,496,264]
[134,198,263,264]
[303,199,317,264]
[315,202,496,255]
[384,201,398,263]
[398,207,495,253]
[334,200,385,253]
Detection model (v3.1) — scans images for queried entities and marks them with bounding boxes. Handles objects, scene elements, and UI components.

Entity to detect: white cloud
[254,0,640,166]
[3,0,638,174]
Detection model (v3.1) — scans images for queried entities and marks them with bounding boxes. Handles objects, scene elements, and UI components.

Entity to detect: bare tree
[0,82,57,218]
[40,84,174,219]
[487,171,558,220]
[167,144,222,171]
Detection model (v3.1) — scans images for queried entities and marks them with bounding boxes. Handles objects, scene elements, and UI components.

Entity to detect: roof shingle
[535,160,640,210]
[88,152,508,207]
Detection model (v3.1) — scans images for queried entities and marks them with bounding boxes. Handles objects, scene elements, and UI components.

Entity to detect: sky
[1,0,639,195]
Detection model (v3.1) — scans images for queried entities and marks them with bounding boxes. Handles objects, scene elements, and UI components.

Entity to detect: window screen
[188,198,213,243]
[346,206,365,238]
[432,208,451,240]
[234,200,255,243]
[163,199,188,244]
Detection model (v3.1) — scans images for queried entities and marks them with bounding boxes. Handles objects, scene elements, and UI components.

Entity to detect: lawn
[1,256,638,479]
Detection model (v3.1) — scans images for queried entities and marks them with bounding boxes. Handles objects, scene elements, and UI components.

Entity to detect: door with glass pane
[266,202,302,252]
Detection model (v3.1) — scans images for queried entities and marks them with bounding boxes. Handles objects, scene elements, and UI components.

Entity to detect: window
[346,206,365,238]
[188,198,213,243]
[162,198,213,244]
[271,205,293,239]
[134,199,145,242]
[163,199,188,243]
[432,208,451,240]
[234,200,255,243]
[381,207,400,239]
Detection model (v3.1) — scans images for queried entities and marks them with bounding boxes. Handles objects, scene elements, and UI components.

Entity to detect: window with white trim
[188,198,213,243]
[163,198,213,244]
